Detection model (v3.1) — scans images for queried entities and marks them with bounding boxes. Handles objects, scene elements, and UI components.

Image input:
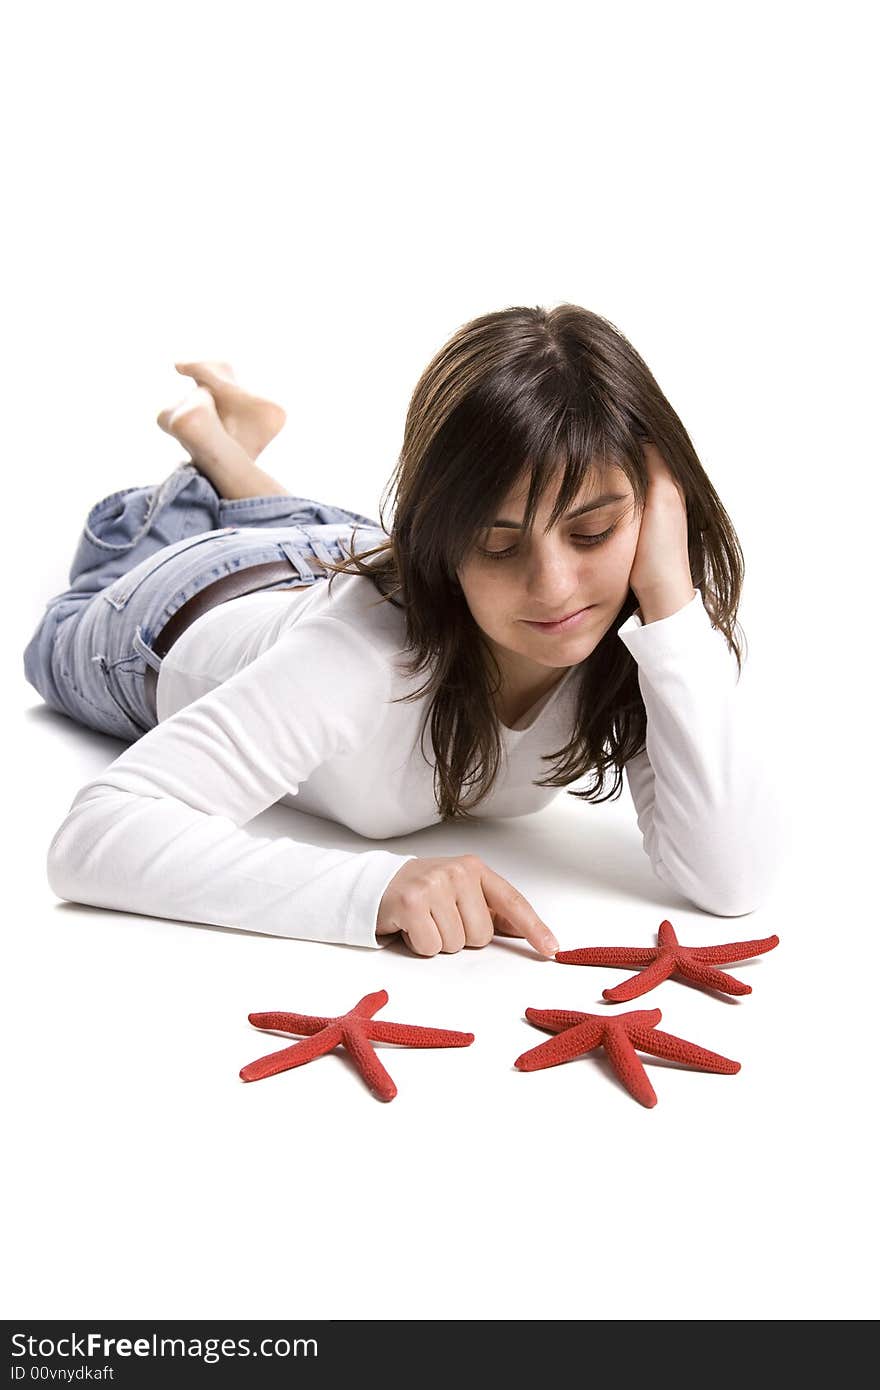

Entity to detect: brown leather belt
[143,555,328,720]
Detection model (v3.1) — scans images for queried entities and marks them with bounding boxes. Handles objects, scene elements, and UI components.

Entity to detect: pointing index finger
[480,865,560,957]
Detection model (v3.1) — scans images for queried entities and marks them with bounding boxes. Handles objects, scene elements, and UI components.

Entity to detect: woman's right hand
[376,854,560,958]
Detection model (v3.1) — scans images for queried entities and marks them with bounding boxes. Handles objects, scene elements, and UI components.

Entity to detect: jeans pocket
[96,655,150,736]
[101,530,236,611]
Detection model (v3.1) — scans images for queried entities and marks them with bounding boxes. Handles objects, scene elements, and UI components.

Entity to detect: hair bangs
[510,411,645,539]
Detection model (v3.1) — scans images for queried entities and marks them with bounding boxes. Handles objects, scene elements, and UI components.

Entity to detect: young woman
[25,304,781,957]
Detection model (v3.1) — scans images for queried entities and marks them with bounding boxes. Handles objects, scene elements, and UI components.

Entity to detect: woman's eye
[478,524,617,561]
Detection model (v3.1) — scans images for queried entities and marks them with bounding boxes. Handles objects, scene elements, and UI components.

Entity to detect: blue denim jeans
[23,461,388,742]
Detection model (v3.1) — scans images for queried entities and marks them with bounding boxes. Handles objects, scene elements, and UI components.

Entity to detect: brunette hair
[326,303,746,820]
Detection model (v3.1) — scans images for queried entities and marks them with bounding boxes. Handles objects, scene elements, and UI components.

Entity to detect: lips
[529,607,587,624]
[522,604,595,632]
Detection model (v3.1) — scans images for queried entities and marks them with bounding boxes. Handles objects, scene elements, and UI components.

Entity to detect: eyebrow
[490,492,630,528]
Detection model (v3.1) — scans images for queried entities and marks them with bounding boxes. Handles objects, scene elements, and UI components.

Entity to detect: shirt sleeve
[45,615,416,948]
[617,589,785,916]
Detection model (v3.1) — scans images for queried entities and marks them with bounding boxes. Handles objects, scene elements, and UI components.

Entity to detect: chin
[519,634,599,665]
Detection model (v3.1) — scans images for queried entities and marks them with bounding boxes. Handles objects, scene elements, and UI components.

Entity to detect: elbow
[45,780,126,906]
[680,858,782,919]
[694,888,764,918]
[46,816,80,904]
[672,793,787,918]
[46,797,104,907]
[692,815,788,918]
[653,840,783,920]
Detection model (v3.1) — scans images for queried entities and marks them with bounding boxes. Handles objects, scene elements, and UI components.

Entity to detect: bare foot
[156,386,291,499]
[176,359,237,384]
[156,386,232,461]
[174,360,287,460]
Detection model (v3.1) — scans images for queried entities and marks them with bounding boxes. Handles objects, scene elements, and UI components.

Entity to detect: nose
[522,541,583,610]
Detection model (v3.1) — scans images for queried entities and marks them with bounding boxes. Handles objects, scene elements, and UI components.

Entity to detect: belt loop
[279,538,320,582]
[308,537,336,568]
[133,625,163,672]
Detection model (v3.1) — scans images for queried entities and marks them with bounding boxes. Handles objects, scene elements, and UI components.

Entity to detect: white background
[4,0,877,1321]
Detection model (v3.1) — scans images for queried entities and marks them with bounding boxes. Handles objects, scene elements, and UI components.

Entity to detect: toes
[175,360,237,386]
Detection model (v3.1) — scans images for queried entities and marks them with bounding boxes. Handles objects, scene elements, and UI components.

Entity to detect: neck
[490,654,572,728]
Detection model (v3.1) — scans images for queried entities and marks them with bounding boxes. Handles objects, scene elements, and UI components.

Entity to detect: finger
[400,916,443,958]
[493,913,554,947]
[430,904,467,954]
[455,881,495,948]
[641,441,666,477]
[479,868,559,957]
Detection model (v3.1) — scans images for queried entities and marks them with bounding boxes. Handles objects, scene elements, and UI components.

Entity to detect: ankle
[199,451,292,501]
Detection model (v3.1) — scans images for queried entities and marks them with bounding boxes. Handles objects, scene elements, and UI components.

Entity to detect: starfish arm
[526,1006,662,1029]
[674,956,752,996]
[603,954,677,1002]
[689,933,780,964]
[523,1007,592,1032]
[515,1020,604,1070]
[556,946,658,966]
[602,1026,657,1107]
[628,1025,740,1074]
[247,1011,334,1035]
[367,1020,475,1048]
[657,919,679,948]
[239,1024,342,1082]
[342,1023,398,1100]
[347,990,389,1022]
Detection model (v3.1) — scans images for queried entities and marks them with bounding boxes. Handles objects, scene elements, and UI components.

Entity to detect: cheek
[457,566,514,629]
[603,516,640,577]
[613,523,640,567]
[458,571,495,616]
[574,522,639,588]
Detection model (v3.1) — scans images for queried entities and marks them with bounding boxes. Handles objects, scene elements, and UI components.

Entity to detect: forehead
[498,460,632,512]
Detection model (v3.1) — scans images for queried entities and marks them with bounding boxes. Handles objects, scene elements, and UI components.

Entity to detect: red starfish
[555,919,780,1001]
[515,1006,740,1107]
[240,989,474,1101]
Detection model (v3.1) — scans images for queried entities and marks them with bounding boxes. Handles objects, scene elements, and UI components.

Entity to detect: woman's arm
[618,592,785,916]
[46,616,416,947]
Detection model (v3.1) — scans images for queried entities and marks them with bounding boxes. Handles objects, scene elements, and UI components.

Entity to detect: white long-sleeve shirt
[46,574,781,947]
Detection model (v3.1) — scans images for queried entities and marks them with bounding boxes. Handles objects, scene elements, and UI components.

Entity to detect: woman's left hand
[628,442,695,619]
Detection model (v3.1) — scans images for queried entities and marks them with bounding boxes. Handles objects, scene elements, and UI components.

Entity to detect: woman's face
[456,464,641,688]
